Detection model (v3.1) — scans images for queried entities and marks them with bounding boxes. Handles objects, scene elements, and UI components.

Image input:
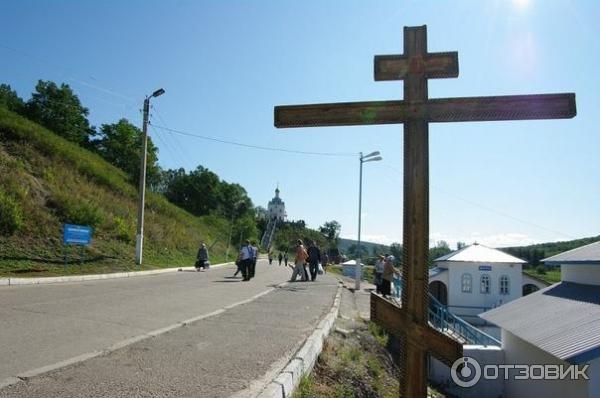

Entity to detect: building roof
[480,282,600,364]
[542,241,600,265]
[434,243,526,264]
[429,267,447,278]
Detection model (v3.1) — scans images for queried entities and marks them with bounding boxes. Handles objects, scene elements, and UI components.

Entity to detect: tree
[429,240,452,265]
[319,220,341,248]
[389,242,403,266]
[26,80,95,145]
[94,119,160,185]
[457,241,467,250]
[347,243,369,258]
[0,84,25,114]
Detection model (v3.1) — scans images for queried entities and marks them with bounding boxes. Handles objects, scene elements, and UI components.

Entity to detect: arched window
[480,274,491,294]
[461,273,472,293]
[499,275,510,295]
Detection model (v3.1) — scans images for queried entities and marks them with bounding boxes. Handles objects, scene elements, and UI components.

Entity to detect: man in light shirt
[238,240,253,281]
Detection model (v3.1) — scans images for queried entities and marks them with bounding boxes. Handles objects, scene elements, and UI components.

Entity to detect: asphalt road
[0,260,338,396]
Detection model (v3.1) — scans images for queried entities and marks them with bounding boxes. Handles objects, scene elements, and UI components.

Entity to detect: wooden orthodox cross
[274,25,576,397]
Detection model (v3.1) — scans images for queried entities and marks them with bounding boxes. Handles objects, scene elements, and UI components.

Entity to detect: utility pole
[135,88,165,266]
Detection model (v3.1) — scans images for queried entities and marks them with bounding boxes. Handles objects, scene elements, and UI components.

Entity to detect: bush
[49,192,103,227]
[113,216,133,242]
[0,189,23,235]
[535,265,547,275]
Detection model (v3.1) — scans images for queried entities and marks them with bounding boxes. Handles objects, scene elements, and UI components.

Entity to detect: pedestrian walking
[195,243,209,271]
[237,240,253,281]
[322,253,329,273]
[307,240,322,282]
[381,256,400,297]
[268,251,273,265]
[278,252,283,266]
[290,240,308,282]
[374,255,385,294]
[284,252,289,267]
[249,240,258,278]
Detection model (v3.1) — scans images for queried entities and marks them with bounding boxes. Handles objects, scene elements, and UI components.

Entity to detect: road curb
[1,262,235,286]
[1,280,288,392]
[256,281,343,398]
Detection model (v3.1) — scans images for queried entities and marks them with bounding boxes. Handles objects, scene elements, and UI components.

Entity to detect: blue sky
[1,0,598,248]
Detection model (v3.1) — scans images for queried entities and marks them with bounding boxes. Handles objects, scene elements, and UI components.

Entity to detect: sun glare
[512,0,531,10]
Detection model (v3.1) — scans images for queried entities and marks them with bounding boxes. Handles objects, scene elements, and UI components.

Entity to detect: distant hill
[503,235,600,266]
[0,108,235,276]
[338,238,390,256]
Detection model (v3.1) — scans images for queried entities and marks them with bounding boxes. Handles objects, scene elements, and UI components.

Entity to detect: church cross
[274,25,576,397]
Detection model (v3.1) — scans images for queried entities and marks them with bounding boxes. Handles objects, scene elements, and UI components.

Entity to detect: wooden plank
[374,52,459,81]
[404,341,428,397]
[426,93,577,122]
[274,100,406,128]
[371,294,463,365]
[274,93,575,128]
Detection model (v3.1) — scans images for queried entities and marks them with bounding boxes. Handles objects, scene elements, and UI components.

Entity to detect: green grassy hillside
[0,107,235,277]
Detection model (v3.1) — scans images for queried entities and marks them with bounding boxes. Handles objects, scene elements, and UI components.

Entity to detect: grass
[293,319,446,398]
[523,267,561,284]
[0,107,239,277]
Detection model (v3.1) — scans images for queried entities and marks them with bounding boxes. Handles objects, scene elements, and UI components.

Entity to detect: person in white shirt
[237,240,253,281]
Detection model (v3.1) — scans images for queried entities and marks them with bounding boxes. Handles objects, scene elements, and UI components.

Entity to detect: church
[267,186,286,221]
[428,243,548,326]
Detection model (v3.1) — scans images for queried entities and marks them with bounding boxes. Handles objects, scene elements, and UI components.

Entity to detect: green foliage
[93,118,161,185]
[0,189,23,236]
[0,107,241,276]
[368,322,388,347]
[319,220,341,248]
[347,243,369,258]
[0,107,132,196]
[0,84,25,114]
[504,235,600,266]
[535,265,547,275]
[429,240,452,265]
[272,220,326,253]
[113,216,133,242]
[26,80,95,146]
[49,192,104,227]
[389,242,402,265]
[161,165,255,222]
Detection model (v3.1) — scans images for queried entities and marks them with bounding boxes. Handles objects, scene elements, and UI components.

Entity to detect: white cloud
[341,234,400,246]
[429,231,545,249]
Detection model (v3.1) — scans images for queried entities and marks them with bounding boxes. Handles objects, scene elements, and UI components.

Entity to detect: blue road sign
[63,224,93,245]
[478,265,492,271]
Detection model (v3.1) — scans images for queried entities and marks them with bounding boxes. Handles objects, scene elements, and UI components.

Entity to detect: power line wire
[151,124,358,158]
[381,163,574,240]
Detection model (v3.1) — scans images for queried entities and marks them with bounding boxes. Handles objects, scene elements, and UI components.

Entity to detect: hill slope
[0,108,235,277]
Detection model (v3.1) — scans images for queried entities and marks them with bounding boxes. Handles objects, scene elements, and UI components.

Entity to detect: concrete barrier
[257,282,343,398]
[1,262,234,287]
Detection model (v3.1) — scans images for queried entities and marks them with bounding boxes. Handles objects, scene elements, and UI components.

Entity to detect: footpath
[0,261,340,397]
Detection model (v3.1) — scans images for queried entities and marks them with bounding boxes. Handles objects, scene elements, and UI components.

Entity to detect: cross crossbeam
[273,24,576,397]
[275,93,575,127]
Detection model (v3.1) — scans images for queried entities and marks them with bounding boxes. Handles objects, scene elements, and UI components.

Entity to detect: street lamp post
[225,201,244,262]
[355,151,382,290]
[135,88,165,266]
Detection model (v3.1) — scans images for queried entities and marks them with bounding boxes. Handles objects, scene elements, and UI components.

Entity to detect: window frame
[480,274,491,294]
[499,275,510,295]
[461,273,473,293]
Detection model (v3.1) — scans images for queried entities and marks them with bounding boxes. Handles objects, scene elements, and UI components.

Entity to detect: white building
[480,240,600,398]
[267,186,286,221]
[428,243,547,325]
